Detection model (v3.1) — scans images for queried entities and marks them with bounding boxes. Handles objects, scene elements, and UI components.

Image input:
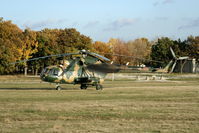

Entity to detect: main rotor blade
[178,56,189,60]
[169,60,177,73]
[87,63,121,73]
[102,53,163,63]
[10,53,79,64]
[170,47,177,59]
[89,52,110,62]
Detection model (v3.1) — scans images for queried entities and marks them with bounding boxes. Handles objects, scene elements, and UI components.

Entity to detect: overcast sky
[1,0,199,42]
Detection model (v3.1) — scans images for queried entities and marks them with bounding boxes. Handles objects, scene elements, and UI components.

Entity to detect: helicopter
[12,50,121,90]
[11,48,180,90]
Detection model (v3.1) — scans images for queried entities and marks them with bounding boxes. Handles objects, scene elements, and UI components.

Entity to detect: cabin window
[53,69,59,76]
[44,68,49,73]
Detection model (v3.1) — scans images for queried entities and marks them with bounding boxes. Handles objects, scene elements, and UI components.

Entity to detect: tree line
[0,18,199,75]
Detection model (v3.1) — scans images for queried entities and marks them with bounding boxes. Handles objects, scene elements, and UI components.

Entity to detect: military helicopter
[12,50,121,90]
[12,48,177,90]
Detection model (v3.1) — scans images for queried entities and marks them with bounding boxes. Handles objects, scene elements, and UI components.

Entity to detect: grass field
[0,75,199,133]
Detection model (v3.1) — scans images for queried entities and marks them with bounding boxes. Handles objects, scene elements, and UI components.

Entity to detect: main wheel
[56,86,62,90]
[80,84,87,90]
[96,84,103,90]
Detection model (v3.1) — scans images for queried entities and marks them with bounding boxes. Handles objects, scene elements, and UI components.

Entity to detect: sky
[1,0,199,42]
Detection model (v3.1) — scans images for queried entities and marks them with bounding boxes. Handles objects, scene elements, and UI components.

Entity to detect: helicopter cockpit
[40,66,63,82]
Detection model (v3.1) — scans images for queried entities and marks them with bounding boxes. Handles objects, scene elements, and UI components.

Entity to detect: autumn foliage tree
[19,29,38,75]
[30,28,92,74]
[0,18,199,74]
[111,39,130,64]
[0,18,23,74]
[127,38,152,65]
[92,41,112,59]
[0,18,93,75]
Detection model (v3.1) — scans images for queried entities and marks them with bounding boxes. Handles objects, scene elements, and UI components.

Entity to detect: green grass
[0,76,199,132]
[168,77,199,81]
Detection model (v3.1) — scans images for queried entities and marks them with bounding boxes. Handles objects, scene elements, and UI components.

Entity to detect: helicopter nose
[40,67,63,83]
[40,70,47,80]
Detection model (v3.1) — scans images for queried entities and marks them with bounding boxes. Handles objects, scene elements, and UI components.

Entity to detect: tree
[92,41,112,59]
[185,36,199,59]
[107,38,118,50]
[30,29,60,75]
[30,28,93,75]
[107,38,130,64]
[127,38,152,66]
[19,29,38,76]
[0,18,23,74]
[0,19,93,75]
[57,28,92,53]
[150,37,174,68]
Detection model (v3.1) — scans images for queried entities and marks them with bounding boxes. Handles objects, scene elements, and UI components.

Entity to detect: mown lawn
[0,76,198,133]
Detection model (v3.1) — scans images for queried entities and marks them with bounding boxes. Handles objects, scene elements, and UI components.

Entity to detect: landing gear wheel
[96,84,103,90]
[80,84,87,90]
[56,86,62,90]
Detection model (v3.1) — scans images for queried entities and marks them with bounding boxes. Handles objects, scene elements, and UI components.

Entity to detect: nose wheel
[56,84,62,90]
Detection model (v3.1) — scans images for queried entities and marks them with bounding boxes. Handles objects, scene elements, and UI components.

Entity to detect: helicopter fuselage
[40,57,106,90]
[40,66,105,84]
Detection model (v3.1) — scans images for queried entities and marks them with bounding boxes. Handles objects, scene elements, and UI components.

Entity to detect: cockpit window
[43,67,63,77]
[43,68,49,73]
[47,68,60,76]
[53,69,59,76]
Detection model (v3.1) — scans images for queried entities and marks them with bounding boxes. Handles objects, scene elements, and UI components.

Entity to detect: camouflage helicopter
[12,50,121,90]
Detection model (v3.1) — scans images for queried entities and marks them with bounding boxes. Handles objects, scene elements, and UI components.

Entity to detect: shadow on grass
[0,87,81,90]
[0,88,54,90]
